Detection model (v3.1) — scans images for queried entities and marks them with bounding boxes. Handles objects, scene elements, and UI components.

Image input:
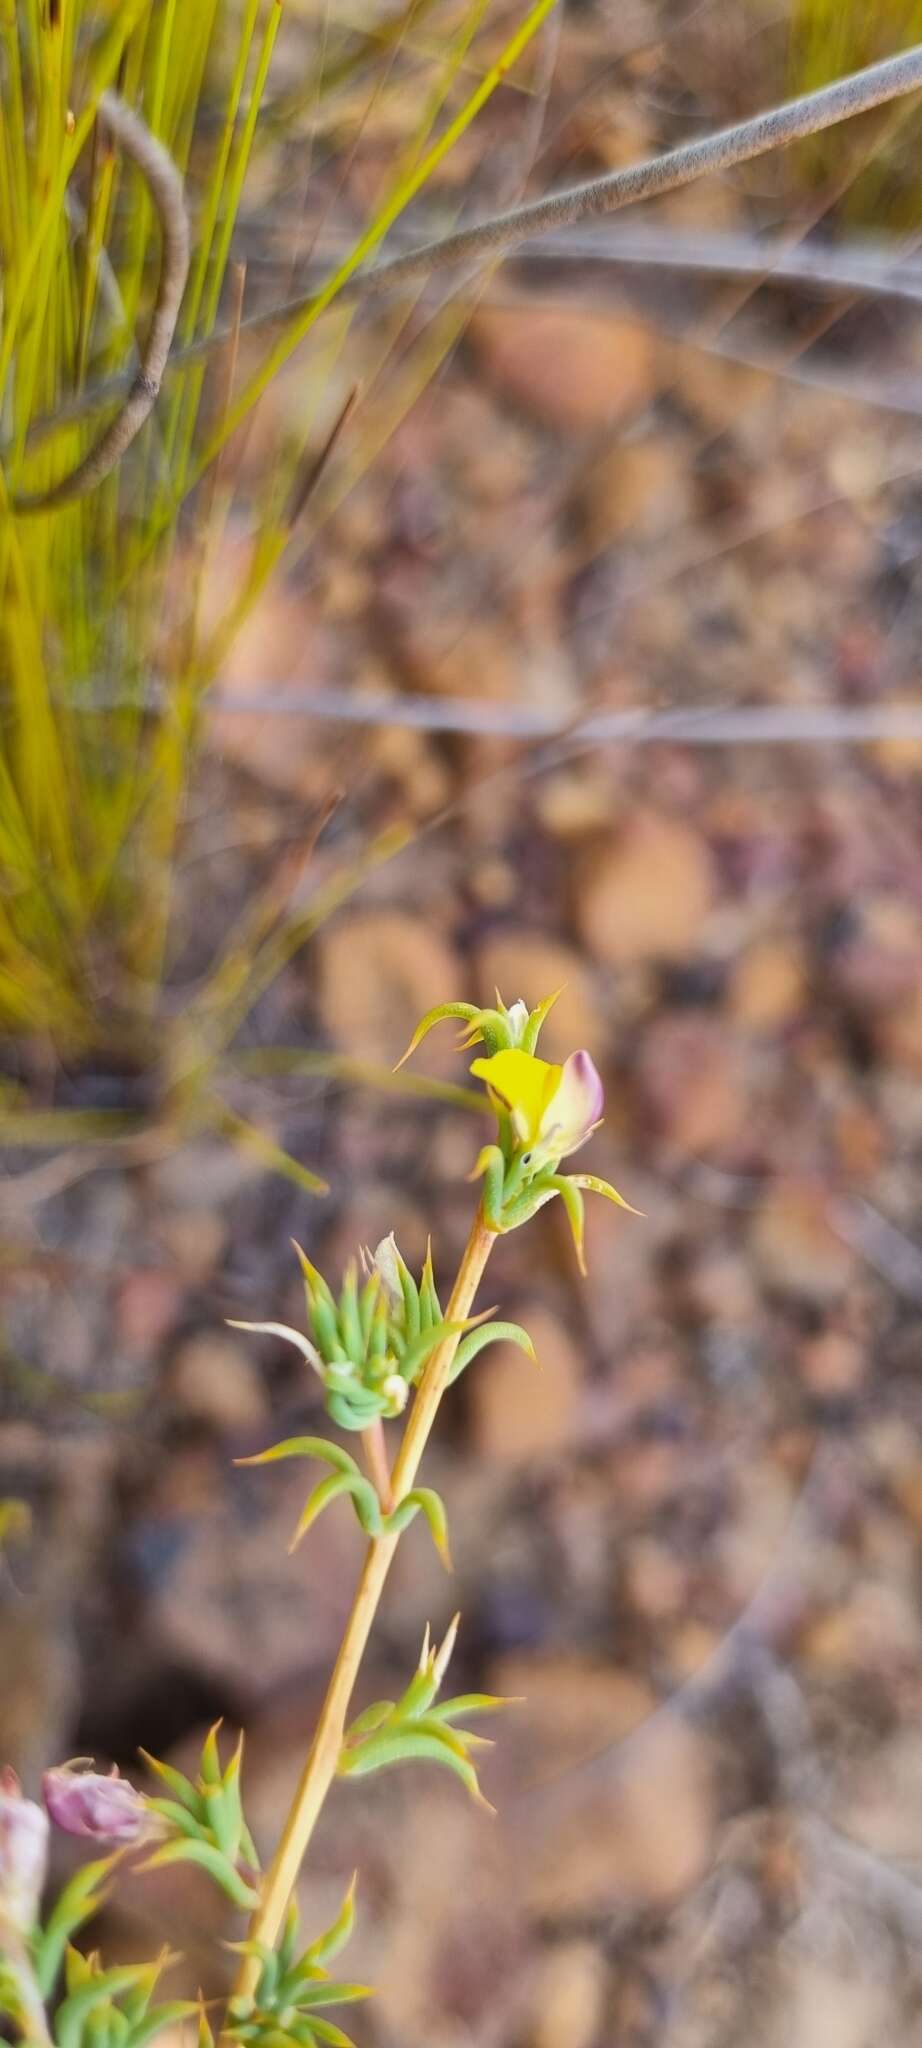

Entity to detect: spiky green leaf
[304,1882,357,1969]
[385,1486,451,1568]
[520,987,563,1054]
[33,1859,114,1996]
[448,1319,535,1383]
[338,1728,490,1808]
[393,1002,479,1071]
[138,1838,259,1911]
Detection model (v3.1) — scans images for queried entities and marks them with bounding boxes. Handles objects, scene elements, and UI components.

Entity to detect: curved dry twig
[17,42,922,457]
[11,92,189,515]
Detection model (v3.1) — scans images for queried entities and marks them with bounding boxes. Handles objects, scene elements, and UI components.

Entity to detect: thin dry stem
[227,1209,495,2013]
[360,1416,394,1515]
[11,92,190,513]
[20,42,922,455]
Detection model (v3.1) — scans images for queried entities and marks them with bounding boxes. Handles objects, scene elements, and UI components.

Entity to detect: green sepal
[520,986,562,1053]
[336,1265,362,1362]
[447,1319,535,1383]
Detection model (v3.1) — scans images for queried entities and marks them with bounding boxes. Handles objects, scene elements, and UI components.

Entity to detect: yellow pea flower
[470,1045,603,1167]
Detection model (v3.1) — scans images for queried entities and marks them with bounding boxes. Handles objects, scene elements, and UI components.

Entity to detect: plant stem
[12,93,189,513]
[228,1208,495,2009]
[360,1417,393,1515]
[0,1916,53,2047]
[21,41,922,454]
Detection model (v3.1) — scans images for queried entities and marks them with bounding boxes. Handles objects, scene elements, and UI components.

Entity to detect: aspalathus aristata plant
[0,990,635,2047]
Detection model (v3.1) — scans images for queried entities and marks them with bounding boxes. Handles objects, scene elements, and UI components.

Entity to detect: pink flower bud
[42,1763,146,1844]
[0,1766,49,1931]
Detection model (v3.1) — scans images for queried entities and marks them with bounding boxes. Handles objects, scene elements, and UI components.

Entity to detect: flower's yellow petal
[470,1048,561,1145]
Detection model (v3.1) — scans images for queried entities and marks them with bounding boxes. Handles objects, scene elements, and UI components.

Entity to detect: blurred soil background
[4,3,922,2044]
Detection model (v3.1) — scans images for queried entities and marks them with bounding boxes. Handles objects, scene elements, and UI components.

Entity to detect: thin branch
[342,43,922,297]
[830,1197,922,1303]
[55,670,922,745]
[204,690,922,747]
[10,92,190,513]
[283,382,359,527]
[20,43,922,453]
[516,220,922,310]
[801,1817,922,1944]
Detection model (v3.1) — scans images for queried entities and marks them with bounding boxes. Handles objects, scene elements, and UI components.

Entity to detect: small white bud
[381,1373,409,1414]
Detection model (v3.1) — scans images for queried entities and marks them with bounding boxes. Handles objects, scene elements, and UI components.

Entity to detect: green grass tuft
[0,0,554,1070]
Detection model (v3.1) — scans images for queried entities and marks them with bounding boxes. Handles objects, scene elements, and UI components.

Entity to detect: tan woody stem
[228,1209,495,2009]
[360,1417,394,1515]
